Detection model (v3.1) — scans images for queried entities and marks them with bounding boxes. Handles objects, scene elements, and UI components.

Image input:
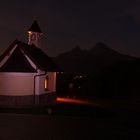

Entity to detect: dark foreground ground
[0,100,139,140]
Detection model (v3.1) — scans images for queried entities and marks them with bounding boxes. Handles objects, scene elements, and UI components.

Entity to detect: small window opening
[44,76,49,90]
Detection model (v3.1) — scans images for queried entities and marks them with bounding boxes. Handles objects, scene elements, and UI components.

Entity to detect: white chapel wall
[0,73,34,96]
[37,72,56,95]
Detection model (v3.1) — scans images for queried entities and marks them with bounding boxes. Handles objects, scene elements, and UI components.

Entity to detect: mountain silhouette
[54,42,137,74]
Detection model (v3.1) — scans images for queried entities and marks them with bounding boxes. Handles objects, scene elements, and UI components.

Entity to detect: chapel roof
[0,40,61,72]
[0,46,36,72]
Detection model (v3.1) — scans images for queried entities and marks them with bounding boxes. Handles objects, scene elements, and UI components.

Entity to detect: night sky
[0,0,140,57]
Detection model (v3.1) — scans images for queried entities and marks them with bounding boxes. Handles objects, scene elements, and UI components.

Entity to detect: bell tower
[28,20,43,48]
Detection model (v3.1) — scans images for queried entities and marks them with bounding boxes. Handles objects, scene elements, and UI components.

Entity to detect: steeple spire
[28,20,43,48]
[28,20,42,33]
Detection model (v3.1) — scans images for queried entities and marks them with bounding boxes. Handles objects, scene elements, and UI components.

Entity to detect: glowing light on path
[57,97,98,106]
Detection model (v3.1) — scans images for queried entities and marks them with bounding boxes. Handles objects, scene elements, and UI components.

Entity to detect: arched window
[44,76,49,90]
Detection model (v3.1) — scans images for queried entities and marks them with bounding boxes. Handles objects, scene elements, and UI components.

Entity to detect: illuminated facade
[0,21,60,107]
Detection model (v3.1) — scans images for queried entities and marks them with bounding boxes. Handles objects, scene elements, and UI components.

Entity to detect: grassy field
[0,98,139,140]
[0,101,115,118]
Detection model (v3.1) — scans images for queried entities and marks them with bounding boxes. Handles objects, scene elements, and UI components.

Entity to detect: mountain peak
[90,42,117,55]
[54,42,136,74]
[95,42,109,48]
[71,45,81,52]
[91,42,111,50]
